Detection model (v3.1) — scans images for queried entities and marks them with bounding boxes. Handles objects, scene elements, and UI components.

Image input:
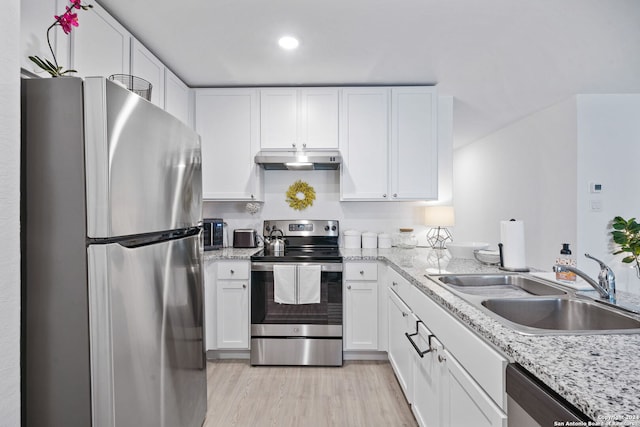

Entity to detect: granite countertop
[345,247,640,426]
[203,247,261,260]
[204,246,640,424]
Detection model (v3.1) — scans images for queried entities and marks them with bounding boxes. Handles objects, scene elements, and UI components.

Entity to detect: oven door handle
[251,262,343,272]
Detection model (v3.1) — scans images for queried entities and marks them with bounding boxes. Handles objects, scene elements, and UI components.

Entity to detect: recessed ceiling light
[278,36,299,50]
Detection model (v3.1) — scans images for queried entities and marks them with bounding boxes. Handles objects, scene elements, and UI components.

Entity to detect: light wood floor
[204,360,418,427]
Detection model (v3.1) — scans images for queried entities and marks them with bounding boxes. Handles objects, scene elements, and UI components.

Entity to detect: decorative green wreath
[286,180,316,211]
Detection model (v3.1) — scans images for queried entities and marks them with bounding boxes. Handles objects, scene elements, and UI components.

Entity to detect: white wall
[204,170,432,245]
[576,94,640,291]
[1,0,21,424]
[454,94,640,294]
[203,96,454,247]
[453,98,578,271]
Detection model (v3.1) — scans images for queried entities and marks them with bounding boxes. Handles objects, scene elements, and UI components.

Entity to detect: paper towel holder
[497,242,530,272]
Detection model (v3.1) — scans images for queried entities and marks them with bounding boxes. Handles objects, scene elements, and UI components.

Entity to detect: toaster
[233,229,257,248]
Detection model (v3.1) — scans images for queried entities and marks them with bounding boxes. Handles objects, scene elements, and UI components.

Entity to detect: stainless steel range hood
[254,150,342,170]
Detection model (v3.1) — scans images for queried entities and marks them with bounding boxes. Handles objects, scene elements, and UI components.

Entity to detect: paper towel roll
[500,220,527,270]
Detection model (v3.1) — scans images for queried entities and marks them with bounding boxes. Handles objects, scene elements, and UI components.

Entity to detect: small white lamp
[424,206,455,249]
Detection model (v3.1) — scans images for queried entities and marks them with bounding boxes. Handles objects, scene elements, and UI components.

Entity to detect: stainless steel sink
[481,297,640,333]
[430,274,640,335]
[437,274,567,297]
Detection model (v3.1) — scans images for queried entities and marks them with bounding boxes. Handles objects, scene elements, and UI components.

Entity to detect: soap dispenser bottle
[555,243,576,282]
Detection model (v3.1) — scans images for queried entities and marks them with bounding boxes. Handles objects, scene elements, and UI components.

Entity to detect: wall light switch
[589,182,603,193]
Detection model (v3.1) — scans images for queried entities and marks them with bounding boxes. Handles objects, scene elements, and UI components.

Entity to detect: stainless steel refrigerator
[21,77,207,427]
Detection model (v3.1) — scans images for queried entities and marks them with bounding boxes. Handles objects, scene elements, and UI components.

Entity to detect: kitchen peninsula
[206,246,640,425]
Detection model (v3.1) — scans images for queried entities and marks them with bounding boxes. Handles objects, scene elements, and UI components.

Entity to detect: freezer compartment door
[84,77,202,238]
[87,234,206,427]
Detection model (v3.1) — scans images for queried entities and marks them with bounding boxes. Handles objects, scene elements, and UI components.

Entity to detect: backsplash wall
[203,170,439,247]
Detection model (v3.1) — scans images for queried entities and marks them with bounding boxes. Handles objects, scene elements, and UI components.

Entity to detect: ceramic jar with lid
[361,232,378,249]
[397,228,417,249]
[343,230,361,248]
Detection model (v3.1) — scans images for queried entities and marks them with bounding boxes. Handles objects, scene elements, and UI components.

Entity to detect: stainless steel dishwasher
[506,364,592,426]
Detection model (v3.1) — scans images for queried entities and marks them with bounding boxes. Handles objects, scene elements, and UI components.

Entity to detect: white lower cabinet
[410,322,506,427]
[216,279,249,349]
[441,348,507,427]
[344,262,379,350]
[204,260,250,351]
[386,266,508,427]
[411,325,444,427]
[388,288,415,402]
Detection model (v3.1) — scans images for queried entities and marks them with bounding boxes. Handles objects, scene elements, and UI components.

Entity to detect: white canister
[362,232,378,249]
[343,230,362,249]
[378,233,392,249]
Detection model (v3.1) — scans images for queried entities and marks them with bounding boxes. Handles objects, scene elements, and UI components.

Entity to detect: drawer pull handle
[392,281,398,286]
[347,285,352,290]
[438,354,447,363]
[230,269,235,274]
[402,311,408,317]
[359,270,364,275]
[242,284,247,289]
[405,324,433,358]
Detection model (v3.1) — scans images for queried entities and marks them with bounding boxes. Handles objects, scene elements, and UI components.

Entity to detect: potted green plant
[611,216,640,278]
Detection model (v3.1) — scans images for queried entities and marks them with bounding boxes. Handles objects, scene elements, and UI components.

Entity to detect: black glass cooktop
[251,247,342,263]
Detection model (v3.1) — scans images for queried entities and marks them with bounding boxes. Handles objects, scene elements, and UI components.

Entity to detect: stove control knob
[331,225,337,231]
[324,225,330,231]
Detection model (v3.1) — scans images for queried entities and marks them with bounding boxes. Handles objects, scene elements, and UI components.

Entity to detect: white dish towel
[274,264,297,304]
[297,264,321,304]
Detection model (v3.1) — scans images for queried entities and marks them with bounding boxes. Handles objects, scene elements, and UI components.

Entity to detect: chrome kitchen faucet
[554,253,616,303]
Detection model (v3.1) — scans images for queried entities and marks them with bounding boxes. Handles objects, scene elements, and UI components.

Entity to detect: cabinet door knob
[302,143,307,148]
[438,354,447,363]
[347,285,352,290]
[359,270,364,275]
[383,194,387,198]
[230,269,234,274]
[292,143,296,148]
[393,193,397,198]
[250,194,255,199]
[242,284,247,289]
[402,312,408,317]
[392,281,397,286]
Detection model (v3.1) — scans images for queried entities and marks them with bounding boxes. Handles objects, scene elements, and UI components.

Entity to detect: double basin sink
[432,274,640,335]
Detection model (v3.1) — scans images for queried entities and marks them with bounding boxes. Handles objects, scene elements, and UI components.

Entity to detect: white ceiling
[98,0,640,147]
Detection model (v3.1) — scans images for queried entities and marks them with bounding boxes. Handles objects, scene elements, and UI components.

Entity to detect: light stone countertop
[345,247,640,426]
[205,246,640,425]
[203,247,262,260]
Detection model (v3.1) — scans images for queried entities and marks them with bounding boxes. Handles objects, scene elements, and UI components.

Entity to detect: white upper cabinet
[260,88,339,150]
[299,89,340,149]
[340,87,390,200]
[130,38,165,108]
[164,68,192,128]
[195,88,262,201]
[341,86,438,201]
[70,1,131,78]
[391,87,438,200]
[260,89,297,149]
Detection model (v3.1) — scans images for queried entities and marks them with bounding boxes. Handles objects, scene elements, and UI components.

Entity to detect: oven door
[251,262,343,337]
